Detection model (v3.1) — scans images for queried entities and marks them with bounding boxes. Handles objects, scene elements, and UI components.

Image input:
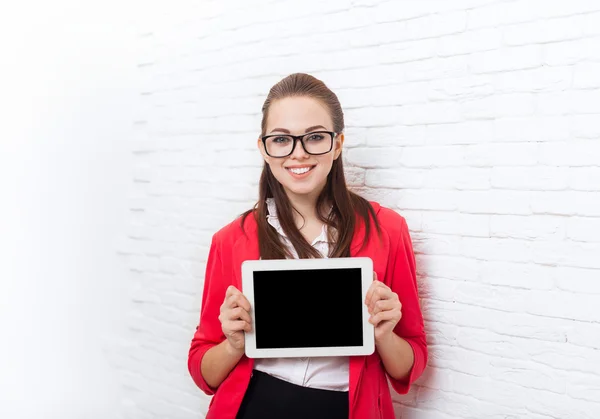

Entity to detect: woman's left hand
[365,272,402,343]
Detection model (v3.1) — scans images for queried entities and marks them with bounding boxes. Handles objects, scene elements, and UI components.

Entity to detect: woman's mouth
[285,165,316,178]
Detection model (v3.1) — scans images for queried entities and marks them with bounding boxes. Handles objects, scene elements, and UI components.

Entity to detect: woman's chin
[282,182,320,197]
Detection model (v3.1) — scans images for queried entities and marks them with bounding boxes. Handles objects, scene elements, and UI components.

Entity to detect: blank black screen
[253,267,363,349]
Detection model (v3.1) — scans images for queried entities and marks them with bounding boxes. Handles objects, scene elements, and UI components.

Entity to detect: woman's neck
[285,189,325,226]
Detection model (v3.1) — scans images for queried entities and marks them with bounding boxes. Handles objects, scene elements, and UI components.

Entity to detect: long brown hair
[240,73,381,259]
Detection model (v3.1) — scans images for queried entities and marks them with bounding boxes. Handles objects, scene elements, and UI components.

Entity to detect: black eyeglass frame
[261,131,338,158]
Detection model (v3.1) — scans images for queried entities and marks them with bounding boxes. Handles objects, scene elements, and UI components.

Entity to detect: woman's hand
[219,285,252,355]
[365,272,402,344]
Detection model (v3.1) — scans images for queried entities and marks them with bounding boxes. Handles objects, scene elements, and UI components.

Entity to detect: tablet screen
[252,267,363,349]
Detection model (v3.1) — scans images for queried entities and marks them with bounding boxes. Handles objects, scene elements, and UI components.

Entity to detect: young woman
[188,73,427,419]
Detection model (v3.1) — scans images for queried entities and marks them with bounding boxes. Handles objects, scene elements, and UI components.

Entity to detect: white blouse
[252,198,350,392]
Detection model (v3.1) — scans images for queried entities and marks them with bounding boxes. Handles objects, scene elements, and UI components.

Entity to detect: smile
[286,165,316,176]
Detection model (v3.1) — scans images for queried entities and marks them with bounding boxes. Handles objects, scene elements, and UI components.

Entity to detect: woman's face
[258,96,344,202]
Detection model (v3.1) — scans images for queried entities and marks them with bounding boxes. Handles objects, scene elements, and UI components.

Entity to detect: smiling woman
[188,73,428,419]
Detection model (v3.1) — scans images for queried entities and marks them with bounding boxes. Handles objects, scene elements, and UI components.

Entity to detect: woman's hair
[241,73,381,259]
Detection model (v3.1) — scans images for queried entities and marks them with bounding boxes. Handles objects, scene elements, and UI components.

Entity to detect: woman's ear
[333,133,344,160]
[257,138,269,163]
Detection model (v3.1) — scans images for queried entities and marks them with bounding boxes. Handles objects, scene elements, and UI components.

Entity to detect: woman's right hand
[219,285,252,355]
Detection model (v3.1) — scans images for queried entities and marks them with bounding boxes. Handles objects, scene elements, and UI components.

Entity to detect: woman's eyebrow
[270,125,327,134]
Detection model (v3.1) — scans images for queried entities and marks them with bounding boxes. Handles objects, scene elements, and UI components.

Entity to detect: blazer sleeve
[188,233,228,395]
[386,216,428,394]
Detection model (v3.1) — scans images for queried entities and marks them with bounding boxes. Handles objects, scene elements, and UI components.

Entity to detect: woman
[188,73,427,419]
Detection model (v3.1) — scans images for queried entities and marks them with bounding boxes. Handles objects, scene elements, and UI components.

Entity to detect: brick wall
[116,1,600,417]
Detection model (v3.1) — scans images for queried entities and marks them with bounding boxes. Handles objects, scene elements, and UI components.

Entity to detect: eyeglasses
[261,131,337,158]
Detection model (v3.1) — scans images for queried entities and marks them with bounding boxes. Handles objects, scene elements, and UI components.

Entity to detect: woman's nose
[290,138,309,159]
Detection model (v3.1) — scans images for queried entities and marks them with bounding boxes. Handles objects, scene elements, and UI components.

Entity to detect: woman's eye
[273,136,290,143]
[307,134,324,141]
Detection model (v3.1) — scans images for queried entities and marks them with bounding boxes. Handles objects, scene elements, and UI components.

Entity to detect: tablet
[241,257,375,358]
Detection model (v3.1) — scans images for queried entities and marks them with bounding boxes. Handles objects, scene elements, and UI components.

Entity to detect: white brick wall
[117,1,600,418]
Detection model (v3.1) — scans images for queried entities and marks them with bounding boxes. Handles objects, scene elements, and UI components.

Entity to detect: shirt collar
[265,197,329,246]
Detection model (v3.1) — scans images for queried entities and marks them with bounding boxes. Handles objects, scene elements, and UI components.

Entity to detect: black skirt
[236,369,349,419]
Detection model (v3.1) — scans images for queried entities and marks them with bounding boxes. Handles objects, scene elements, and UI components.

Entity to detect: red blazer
[188,201,427,419]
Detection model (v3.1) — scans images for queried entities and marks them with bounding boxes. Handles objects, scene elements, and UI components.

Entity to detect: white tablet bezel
[241,257,375,358]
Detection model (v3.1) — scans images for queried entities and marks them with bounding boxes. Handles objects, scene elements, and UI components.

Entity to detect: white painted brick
[424,168,491,190]
[568,321,600,349]
[461,93,535,119]
[377,38,437,64]
[492,66,573,93]
[404,56,469,82]
[490,215,566,240]
[467,2,537,30]
[526,289,600,322]
[567,372,600,403]
[424,121,495,145]
[345,106,403,127]
[416,387,527,418]
[570,89,600,114]
[489,357,567,393]
[571,114,600,138]
[420,255,479,281]
[400,146,465,168]
[567,217,600,242]
[424,299,568,343]
[464,143,538,167]
[469,45,542,74]
[397,190,458,211]
[554,266,600,294]
[491,167,569,191]
[341,127,367,147]
[364,168,425,189]
[396,209,423,233]
[422,211,489,237]
[495,116,570,142]
[425,322,460,346]
[531,241,600,269]
[411,232,463,257]
[479,261,555,290]
[352,186,402,207]
[573,62,600,88]
[457,327,600,379]
[347,21,407,47]
[461,236,533,262]
[405,11,467,40]
[527,394,600,419]
[503,15,584,46]
[539,140,600,170]
[320,65,405,89]
[363,125,426,147]
[535,0,600,19]
[339,82,429,108]
[399,102,463,125]
[428,75,494,102]
[583,11,600,35]
[437,28,502,56]
[531,191,600,216]
[543,37,599,65]
[453,280,529,312]
[569,167,600,191]
[345,166,366,187]
[426,342,495,377]
[535,91,572,116]
[371,1,434,24]
[457,190,532,215]
[345,147,403,168]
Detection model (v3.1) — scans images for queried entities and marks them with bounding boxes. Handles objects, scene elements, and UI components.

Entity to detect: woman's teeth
[288,166,313,174]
